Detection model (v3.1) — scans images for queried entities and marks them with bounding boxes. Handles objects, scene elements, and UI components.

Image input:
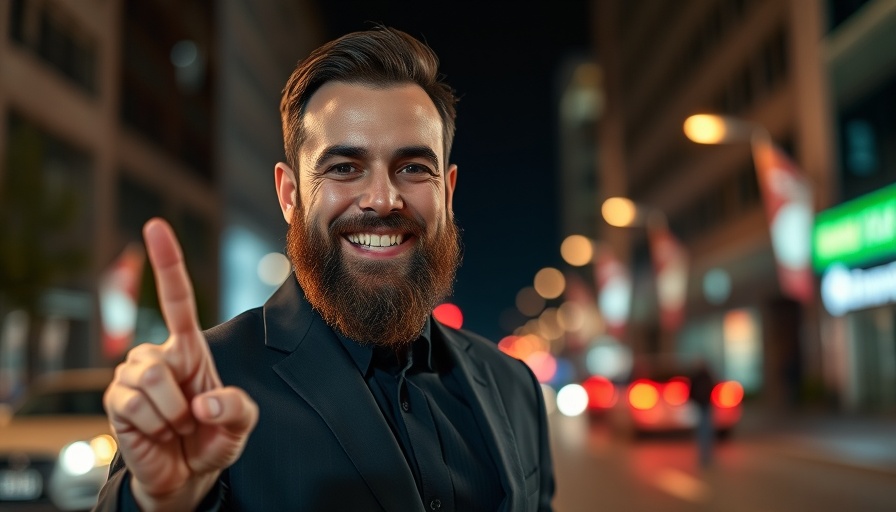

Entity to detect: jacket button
[401,401,410,412]
[429,498,441,510]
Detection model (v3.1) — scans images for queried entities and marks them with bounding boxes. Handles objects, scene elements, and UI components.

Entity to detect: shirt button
[429,498,441,510]
[401,401,410,412]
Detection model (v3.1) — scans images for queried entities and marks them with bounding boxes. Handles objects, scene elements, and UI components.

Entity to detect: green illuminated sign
[812,182,896,271]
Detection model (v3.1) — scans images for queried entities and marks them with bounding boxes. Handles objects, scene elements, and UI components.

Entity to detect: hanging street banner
[648,225,689,332]
[99,243,145,361]
[593,248,631,340]
[752,141,815,304]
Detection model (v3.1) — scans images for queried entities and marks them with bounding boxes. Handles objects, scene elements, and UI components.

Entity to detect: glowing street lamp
[601,197,668,232]
[601,197,688,335]
[683,113,814,304]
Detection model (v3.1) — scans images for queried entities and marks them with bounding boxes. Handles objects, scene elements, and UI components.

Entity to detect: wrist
[130,472,220,512]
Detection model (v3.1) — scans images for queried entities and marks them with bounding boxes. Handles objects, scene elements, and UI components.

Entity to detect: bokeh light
[433,303,463,329]
[557,301,586,332]
[524,351,558,383]
[712,381,745,408]
[516,286,546,317]
[702,267,732,305]
[257,252,291,286]
[601,197,637,227]
[560,235,594,266]
[683,114,728,144]
[664,378,690,406]
[556,384,589,417]
[537,308,564,340]
[534,267,566,299]
[628,380,659,410]
[581,375,617,409]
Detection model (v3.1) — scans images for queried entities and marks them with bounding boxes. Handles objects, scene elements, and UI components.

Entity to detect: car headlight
[59,435,117,476]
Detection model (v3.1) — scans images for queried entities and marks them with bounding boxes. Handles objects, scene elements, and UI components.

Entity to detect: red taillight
[629,380,659,410]
[582,376,617,409]
[663,378,690,406]
[712,380,744,408]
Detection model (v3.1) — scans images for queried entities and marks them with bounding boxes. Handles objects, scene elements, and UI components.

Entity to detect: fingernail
[205,397,221,418]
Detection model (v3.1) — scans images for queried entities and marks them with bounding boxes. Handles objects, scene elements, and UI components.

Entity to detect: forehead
[301,81,445,161]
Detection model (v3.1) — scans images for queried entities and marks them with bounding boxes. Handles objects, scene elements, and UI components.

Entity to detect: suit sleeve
[92,452,227,512]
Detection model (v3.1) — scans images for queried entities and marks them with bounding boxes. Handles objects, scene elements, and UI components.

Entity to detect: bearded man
[96,27,554,512]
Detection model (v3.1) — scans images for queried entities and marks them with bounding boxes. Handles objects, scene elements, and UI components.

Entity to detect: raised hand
[103,218,258,510]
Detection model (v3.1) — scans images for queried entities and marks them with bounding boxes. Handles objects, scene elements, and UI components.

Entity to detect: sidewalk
[738,404,896,476]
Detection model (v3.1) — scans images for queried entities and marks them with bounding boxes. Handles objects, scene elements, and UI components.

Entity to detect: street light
[600,197,688,344]
[683,114,769,146]
[683,113,814,305]
[601,196,668,232]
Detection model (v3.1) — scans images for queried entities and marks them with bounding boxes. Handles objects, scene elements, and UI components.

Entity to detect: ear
[274,162,298,223]
[445,163,458,211]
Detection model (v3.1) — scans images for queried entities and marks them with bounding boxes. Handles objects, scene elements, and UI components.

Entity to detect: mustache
[329,213,425,237]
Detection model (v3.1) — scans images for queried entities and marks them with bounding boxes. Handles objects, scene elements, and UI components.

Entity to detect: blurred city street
[550,405,896,511]
[2,0,896,510]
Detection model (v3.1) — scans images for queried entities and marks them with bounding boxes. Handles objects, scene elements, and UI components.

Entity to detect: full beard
[285,205,462,349]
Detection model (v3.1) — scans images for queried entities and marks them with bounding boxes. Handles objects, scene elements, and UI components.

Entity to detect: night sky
[317,1,592,341]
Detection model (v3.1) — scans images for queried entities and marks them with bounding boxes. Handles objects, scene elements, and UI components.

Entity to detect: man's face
[282,81,461,347]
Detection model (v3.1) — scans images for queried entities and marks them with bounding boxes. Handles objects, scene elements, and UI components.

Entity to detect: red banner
[99,243,145,360]
[648,226,689,332]
[593,248,631,339]
[752,141,814,304]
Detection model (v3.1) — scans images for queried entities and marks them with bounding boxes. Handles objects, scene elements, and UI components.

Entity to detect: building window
[1,111,94,301]
[838,75,896,200]
[7,0,98,95]
[36,6,97,94]
[120,0,215,183]
[117,172,164,243]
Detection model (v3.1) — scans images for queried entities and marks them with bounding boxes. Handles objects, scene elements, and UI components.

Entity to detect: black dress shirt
[337,319,504,512]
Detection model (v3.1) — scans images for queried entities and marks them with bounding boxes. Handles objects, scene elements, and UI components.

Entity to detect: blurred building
[591,0,895,414]
[0,0,321,390]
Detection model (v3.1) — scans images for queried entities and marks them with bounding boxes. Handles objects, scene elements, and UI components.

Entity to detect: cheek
[304,183,355,223]
[409,187,448,226]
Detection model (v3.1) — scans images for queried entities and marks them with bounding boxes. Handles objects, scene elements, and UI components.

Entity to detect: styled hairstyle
[280,27,458,171]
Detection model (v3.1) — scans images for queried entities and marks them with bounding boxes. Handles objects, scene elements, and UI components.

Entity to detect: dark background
[317,1,592,341]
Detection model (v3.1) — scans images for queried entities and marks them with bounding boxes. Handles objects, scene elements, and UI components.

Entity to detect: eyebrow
[314,144,441,171]
[394,145,441,170]
[314,145,368,170]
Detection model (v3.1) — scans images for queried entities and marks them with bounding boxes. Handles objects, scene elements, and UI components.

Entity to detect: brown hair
[280,27,457,171]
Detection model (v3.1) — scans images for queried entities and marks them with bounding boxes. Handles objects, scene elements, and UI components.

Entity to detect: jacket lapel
[436,322,525,511]
[263,279,423,512]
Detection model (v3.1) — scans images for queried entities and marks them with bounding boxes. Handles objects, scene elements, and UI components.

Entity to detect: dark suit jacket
[95,278,554,511]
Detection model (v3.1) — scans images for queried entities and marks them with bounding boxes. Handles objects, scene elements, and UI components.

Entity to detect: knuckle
[139,362,165,387]
[122,392,145,415]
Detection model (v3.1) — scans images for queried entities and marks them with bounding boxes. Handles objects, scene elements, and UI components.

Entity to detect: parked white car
[0,368,115,511]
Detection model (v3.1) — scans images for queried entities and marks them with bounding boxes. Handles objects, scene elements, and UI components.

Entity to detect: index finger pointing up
[144,218,201,337]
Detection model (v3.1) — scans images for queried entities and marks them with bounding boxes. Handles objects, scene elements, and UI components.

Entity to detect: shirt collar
[337,317,433,375]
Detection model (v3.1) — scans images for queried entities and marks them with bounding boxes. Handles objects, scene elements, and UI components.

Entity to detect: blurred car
[0,368,115,511]
[586,358,744,439]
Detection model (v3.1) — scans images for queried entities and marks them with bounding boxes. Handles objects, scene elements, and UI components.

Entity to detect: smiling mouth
[346,233,406,248]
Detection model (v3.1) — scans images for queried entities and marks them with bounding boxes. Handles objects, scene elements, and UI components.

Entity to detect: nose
[358,170,403,215]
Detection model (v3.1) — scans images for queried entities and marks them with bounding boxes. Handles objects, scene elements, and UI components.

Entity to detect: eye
[398,163,435,176]
[327,163,361,176]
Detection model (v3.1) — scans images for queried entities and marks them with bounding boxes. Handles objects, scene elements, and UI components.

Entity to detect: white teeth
[348,233,403,247]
